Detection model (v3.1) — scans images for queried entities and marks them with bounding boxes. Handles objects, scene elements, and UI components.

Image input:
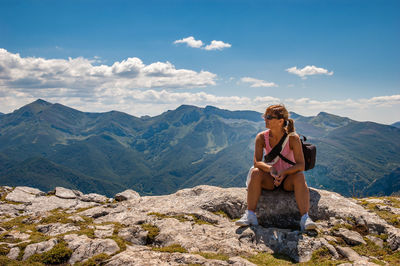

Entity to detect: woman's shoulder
[256,130,268,144]
[288,132,301,148]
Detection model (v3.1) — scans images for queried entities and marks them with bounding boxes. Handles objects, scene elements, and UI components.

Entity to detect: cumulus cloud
[0,48,216,93]
[174,37,231,51]
[241,77,278,88]
[204,40,232,51]
[286,65,333,79]
[173,36,203,48]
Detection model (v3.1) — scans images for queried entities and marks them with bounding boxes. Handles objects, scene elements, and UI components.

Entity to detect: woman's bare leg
[247,168,274,211]
[282,172,309,215]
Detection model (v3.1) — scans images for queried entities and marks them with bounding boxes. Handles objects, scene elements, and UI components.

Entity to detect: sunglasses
[264,114,280,120]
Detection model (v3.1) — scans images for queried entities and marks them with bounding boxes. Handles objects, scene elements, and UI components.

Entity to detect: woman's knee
[250,168,263,183]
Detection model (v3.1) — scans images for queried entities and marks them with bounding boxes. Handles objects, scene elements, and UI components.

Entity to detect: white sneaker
[235,210,258,227]
[300,213,316,231]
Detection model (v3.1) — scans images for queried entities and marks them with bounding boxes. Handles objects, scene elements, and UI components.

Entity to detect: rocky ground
[0,185,399,265]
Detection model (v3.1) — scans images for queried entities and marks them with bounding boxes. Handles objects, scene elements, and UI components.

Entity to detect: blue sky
[0,0,399,123]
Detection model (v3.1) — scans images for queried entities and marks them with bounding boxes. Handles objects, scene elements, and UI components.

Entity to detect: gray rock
[105,245,228,266]
[69,215,85,222]
[55,187,77,199]
[115,189,140,201]
[118,226,148,245]
[333,228,366,245]
[64,234,120,264]
[77,206,110,218]
[23,238,58,260]
[365,235,384,248]
[3,230,30,241]
[92,224,114,238]
[36,223,80,236]
[320,238,339,259]
[336,246,362,262]
[26,196,98,213]
[0,204,23,217]
[324,235,339,243]
[80,193,108,203]
[7,247,20,260]
[5,186,45,203]
[363,198,384,204]
[228,256,257,266]
[387,228,400,251]
[376,204,400,215]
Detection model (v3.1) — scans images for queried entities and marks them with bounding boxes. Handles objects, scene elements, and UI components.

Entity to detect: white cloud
[286,65,333,79]
[173,36,203,48]
[0,48,216,93]
[241,77,278,88]
[204,40,232,51]
[174,37,231,51]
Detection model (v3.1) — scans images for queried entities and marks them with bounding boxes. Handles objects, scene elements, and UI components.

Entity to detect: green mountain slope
[0,99,399,197]
[0,156,124,196]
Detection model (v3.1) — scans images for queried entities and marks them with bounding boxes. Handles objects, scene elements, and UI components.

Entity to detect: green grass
[244,252,293,265]
[152,244,188,253]
[358,199,400,228]
[39,209,73,224]
[147,212,216,225]
[195,252,229,261]
[212,210,230,219]
[0,255,43,266]
[140,223,160,244]
[352,237,400,265]
[74,253,111,266]
[27,242,72,264]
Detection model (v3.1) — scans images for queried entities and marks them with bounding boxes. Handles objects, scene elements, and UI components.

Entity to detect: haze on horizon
[0,0,399,124]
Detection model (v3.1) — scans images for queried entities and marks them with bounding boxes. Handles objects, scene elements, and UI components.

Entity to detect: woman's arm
[253,132,274,173]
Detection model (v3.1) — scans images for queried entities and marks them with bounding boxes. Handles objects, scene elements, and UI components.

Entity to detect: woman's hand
[273,170,287,187]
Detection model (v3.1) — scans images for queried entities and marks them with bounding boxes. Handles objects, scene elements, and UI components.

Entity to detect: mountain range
[0,99,399,197]
[392,121,400,128]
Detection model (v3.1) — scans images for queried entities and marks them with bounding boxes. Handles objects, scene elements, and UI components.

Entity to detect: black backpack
[264,133,316,171]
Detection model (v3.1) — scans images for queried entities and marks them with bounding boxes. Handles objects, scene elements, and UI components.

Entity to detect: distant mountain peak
[392,121,400,128]
[32,99,52,105]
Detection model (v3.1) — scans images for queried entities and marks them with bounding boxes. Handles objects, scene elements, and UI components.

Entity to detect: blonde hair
[263,104,295,133]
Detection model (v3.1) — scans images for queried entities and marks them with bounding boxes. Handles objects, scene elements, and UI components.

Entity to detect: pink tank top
[264,129,296,172]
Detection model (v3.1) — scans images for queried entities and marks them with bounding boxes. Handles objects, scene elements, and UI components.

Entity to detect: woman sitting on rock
[235,104,316,231]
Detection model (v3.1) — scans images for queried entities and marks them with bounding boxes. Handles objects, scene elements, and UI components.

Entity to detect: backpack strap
[264,132,288,164]
[264,131,296,164]
[278,132,301,166]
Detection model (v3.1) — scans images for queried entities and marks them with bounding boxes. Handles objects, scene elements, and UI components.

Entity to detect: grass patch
[0,216,33,231]
[245,252,293,265]
[212,210,230,219]
[140,223,160,244]
[352,237,400,265]
[27,242,72,264]
[148,212,190,223]
[195,252,229,261]
[358,199,400,228]
[0,245,10,256]
[300,247,347,265]
[147,212,216,225]
[152,244,188,253]
[39,209,73,224]
[187,214,215,225]
[108,235,127,252]
[76,227,96,239]
[0,255,43,265]
[331,222,353,232]
[75,253,111,266]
